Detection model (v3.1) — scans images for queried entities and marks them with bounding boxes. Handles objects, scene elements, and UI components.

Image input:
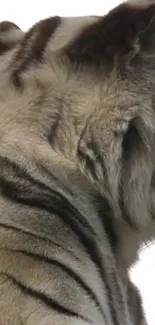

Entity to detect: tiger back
[0,1,155,324]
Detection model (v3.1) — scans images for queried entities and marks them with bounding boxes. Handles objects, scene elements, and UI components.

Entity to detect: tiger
[0,0,155,324]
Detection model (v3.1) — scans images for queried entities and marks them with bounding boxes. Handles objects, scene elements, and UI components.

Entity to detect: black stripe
[0,156,96,238]
[94,197,124,325]
[77,139,121,324]
[77,144,123,325]
[0,272,91,323]
[118,172,138,230]
[1,179,108,321]
[12,248,105,318]
[0,156,120,324]
[95,195,118,250]
[0,222,74,256]
[151,171,155,186]
[11,16,61,88]
[151,212,155,221]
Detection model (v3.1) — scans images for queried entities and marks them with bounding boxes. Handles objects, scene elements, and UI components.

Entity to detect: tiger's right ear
[66,2,155,68]
[0,21,24,55]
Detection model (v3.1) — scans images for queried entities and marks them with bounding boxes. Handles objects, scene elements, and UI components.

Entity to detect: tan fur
[0,1,155,324]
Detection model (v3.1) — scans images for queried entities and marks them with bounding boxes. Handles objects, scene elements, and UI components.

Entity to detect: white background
[0,0,155,324]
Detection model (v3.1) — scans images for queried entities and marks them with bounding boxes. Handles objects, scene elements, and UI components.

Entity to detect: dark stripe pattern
[0,156,96,237]
[11,248,105,318]
[0,155,122,323]
[11,16,61,88]
[0,222,74,255]
[95,195,118,251]
[0,156,108,320]
[0,272,91,323]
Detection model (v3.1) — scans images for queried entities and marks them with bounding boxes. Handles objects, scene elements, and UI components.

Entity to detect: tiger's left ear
[67,2,155,66]
[0,21,24,55]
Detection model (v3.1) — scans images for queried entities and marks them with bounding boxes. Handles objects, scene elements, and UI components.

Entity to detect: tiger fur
[0,0,155,324]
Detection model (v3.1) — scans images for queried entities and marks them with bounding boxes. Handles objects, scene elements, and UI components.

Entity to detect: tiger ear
[67,2,155,67]
[0,21,24,55]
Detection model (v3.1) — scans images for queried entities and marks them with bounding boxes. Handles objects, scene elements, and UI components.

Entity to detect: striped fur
[0,1,155,324]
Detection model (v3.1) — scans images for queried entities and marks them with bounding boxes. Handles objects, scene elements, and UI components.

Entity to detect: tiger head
[0,1,155,234]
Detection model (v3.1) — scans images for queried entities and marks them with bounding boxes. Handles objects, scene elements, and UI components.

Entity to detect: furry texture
[0,1,155,324]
